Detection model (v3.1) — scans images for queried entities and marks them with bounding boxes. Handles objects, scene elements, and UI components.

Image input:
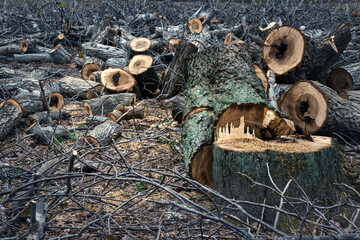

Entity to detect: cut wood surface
[81,57,106,80]
[280,81,360,135]
[83,93,136,115]
[85,120,122,147]
[129,37,152,52]
[263,25,305,75]
[253,63,269,93]
[329,68,353,92]
[100,68,136,92]
[213,135,343,221]
[46,92,65,110]
[128,55,153,75]
[187,18,203,34]
[49,44,71,64]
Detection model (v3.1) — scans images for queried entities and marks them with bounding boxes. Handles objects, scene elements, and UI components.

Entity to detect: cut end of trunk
[224,32,233,45]
[26,116,37,126]
[216,104,294,140]
[187,18,203,34]
[168,38,182,52]
[189,144,213,188]
[100,68,136,92]
[210,18,219,25]
[46,93,65,110]
[128,55,153,75]
[253,64,269,93]
[329,68,353,92]
[0,99,23,115]
[115,29,124,37]
[82,58,105,80]
[279,81,328,134]
[215,135,333,153]
[84,102,92,115]
[263,25,305,75]
[20,40,29,53]
[85,136,101,147]
[85,85,104,100]
[50,44,62,53]
[129,37,152,52]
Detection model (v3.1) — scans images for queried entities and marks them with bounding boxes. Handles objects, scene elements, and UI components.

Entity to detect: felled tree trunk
[162,41,198,98]
[86,115,110,126]
[346,91,360,105]
[12,89,44,117]
[49,44,71,64]
[26,110,71,126]
[279,80,360,136]
[84,93,136,115]
[0,102,22,140]
[82,42,127,60]
[213,136,344,222]
[342,63,360,90]
[26,124,70,145]
[48,76,101,99]
[81,57,106,80]
[85,120,122,147]
[182,45,295,186]
[263,24,351,85]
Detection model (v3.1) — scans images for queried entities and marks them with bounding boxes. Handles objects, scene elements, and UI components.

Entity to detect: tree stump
[182,44,294,186]
[213,135,344,222]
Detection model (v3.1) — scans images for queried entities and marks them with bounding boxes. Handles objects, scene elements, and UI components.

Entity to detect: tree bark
[26,110,71,126]
[82,42,128,60]
[85,120,122,147]
[162,41,198,98]
[81,57,106,80]
[213,136,343,222]
[26,124,70,145]
[83,93,136,115]
[0,103,22,140]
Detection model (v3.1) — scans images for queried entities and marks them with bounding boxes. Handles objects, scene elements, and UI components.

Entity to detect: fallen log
[0,100,22,140]
[11,89,44,117]
[49,44,71,64]
[346,90,360,105]
[106,58,128,68]
[88,71,102,83]
[85,120,122,147]
[84,93,136,115]
[107,105,145,121]
[100,68,136,92]
[128,55,159,98]
[86,115,110,126]
[342,63,360,90]
[279,81,360,136]
[49,76,101,99]
[13,53,53,63]
[81,57,106,80]
[26,110,71,126]
[263,24,351,84]
[82,42,127,60]
[0,44,23,55]
[26,124,70,145]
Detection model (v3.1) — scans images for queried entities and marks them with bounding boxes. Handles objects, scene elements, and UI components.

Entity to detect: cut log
[11,89,44,117]
[107,105,145,121]
[52,34,65,47]
[168,38,182,52]
[100,68,136,92]
[213,135,343,221]
[82,42,127,60]
[26,124,70,145]
[263,25,305,75]
[129,37,152,53]
[20,40,30,53]
[329,68,354,92]
[81,57,106,80]
[279,81,360,136]
[106,58,128,69]
[0,102,22,140]
[50,76,101,99]
[86,115,110,126]
[270,24,351,84]
[46,92,65,110]
[162,41,198,98]
[94,26,116,46]
[13,53,53,63]
[183,45,295,186]
[187,18,203,34]
[0,44,23,55]
[26,110,71,126]
[50,44,71,64]
[85,120,122,147]
[83,93,136,115]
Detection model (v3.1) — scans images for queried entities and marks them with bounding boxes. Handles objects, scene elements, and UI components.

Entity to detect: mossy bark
[212,140,344,222]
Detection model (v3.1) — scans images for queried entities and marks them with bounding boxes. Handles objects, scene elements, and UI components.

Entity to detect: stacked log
[83,93,136,115]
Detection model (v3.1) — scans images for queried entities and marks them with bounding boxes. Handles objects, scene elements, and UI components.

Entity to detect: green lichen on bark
[182,111,215,170]
[185,44,270,119]
[213,142,343,221]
